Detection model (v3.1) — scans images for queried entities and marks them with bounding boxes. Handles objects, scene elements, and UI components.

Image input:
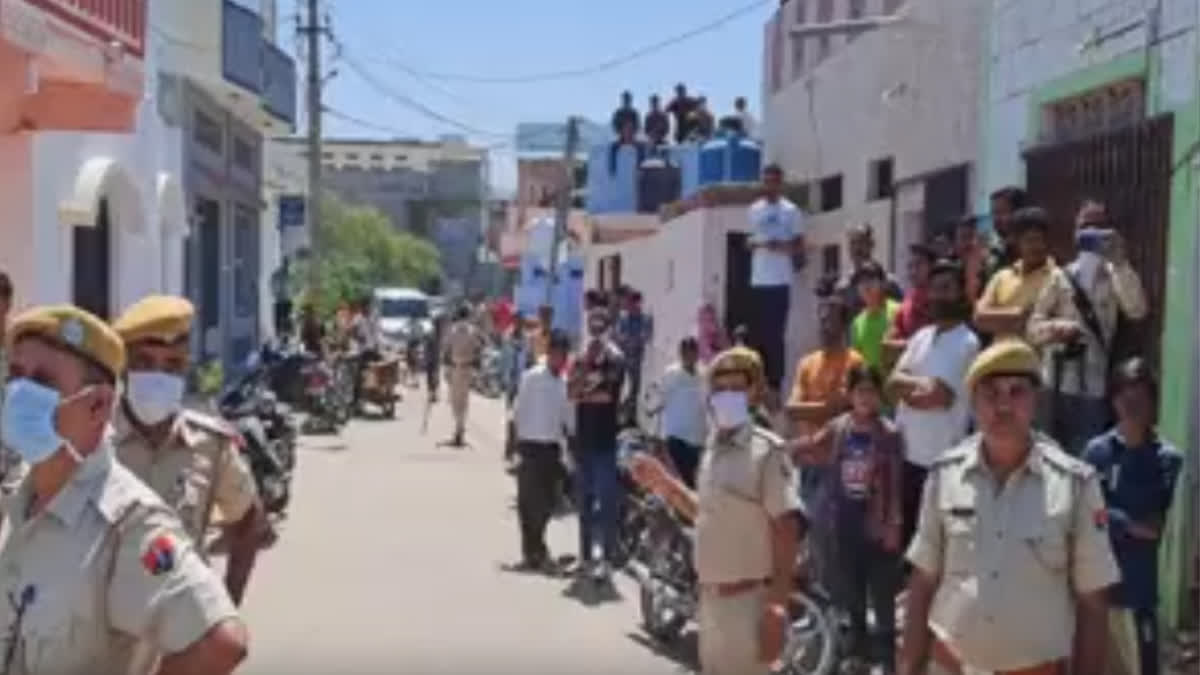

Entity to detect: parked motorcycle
[472,345,504,399]
[619,440,839,675]
[218,354,299,516]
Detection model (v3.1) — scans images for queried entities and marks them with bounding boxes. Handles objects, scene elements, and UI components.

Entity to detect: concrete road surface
[231,390,691,674]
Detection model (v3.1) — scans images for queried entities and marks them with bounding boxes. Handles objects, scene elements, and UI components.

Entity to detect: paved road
[230,390,690,674]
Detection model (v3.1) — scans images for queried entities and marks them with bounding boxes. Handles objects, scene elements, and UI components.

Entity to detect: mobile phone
[1076,228,1114,253]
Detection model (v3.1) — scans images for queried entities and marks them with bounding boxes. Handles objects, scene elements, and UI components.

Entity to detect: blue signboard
[278,195,305,229]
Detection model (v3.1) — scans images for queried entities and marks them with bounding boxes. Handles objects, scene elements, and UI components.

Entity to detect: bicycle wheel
[773,590,838,675]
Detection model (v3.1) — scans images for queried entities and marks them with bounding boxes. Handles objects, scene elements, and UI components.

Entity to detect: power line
[323,106,413,137]
[392,0,769,84]
[341,50,510,139]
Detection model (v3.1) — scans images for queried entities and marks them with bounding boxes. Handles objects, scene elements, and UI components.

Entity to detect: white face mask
[125,371,185,425]
[710,390,750,430]
[1075,251,1103,289]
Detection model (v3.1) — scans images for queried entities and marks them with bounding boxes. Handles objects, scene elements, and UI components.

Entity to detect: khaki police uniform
[694,425,803,675]
[0,305,238,674]
[112,407,258,545]
[442,319,482,434]
[906,433,1120,674]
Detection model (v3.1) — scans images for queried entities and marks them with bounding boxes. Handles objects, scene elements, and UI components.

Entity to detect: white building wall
[585,206,822,398]
[979,0,1198,204]
[19,8,185,313]
[763,0,981,270]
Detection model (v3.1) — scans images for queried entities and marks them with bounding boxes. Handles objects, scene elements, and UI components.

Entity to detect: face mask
[1076,251,1103,289]
[125,371,186,425]
[710,390,751,430]
[2,378,85,465]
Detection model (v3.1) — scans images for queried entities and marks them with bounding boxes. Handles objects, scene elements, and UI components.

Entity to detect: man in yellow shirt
[974,206,1057,340]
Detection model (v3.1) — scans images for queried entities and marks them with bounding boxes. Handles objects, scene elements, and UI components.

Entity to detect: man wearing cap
[442,304,484,446]
[898,339,1117,675]
[0,305,246,673]
[111,296,266,606]
[632,346,804,675]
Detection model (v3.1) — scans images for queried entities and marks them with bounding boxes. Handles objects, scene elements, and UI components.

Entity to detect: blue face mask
[2,378,75,465]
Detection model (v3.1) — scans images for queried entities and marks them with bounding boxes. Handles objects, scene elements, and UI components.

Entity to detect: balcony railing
[24,0,146,57]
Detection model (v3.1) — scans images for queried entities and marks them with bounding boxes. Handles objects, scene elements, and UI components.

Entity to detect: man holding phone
[1028,199,1148,454]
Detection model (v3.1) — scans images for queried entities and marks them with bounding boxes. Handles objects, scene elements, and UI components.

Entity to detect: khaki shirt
[906,434,1120,671]
[113,408,258,544]
[0,439,238,674]
[694,425,803,584]
[442,321,482,367]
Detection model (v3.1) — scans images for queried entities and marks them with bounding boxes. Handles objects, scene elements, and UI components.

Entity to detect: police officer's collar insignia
[60,317,85,347]
[141,534,177,575]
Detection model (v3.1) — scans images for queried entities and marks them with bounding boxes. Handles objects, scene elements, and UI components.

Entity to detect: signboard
[278,194,305,229]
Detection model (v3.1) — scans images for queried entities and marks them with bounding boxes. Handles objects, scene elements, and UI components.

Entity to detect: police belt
[931,638,1065,675]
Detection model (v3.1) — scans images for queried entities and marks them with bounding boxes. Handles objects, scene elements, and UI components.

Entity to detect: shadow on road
[299,439,350,453]
[626,630,698,672]
[561,576,624,607]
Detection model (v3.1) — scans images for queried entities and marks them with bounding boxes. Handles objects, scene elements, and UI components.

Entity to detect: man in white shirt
[512,329,574,572]
[885,259,980,548]
[747,163,806,406]
[734,96,757,138]
[657,337,707,488]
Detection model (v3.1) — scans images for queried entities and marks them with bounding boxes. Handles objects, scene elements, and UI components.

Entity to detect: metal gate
[1023,113,1173,367]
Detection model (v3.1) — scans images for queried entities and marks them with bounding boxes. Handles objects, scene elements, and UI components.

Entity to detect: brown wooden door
[1023,114,1172,367]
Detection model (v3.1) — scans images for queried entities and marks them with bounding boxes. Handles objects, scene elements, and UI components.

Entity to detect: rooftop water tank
[637,156,682,215]
[585,142,645,213]
[698,134,762,188]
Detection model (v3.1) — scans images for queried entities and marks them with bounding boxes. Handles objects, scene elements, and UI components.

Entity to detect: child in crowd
[790,364,903,674]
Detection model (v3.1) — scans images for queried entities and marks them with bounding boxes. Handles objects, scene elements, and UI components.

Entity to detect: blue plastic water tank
[697,135,763,188]
[673,144,702,199]
[585,142,644,213]
[637,156,682,214]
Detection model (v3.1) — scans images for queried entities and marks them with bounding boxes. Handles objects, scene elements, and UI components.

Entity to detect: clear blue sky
[281,0,773,193]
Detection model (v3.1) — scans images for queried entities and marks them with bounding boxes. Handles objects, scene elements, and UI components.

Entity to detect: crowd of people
[499,162,1186,675]
[609,84,758,148]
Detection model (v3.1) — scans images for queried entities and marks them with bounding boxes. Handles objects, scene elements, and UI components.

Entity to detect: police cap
[111,295,195,346]
[965,338,1041,392]
[8,305,126,380]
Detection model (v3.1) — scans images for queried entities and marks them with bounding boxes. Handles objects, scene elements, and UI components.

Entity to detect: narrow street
[230,391,687,674]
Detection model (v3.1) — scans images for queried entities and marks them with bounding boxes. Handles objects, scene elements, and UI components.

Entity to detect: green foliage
[193,359,225,396]
[298,193,442,316]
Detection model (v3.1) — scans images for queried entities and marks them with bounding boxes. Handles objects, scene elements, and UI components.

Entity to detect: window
[818,174,843,212]
[847,0,866,41]
[817,34,831,60]
[344,152,360,161]
[883,0,903,13]
[394,154,408,162]
[232,135,256,172]
[232,204,259,319]
[822,244,841,277]
[794,183,812,211]
[867,157,894,200]
[370,153,385,161]
[816,0,833,20]
[321,151,334,160]
[791,36,806,79]
[792,0,806,23]
[192,110,222,154]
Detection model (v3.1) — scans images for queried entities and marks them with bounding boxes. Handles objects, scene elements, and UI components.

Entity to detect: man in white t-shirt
[885,259,980,548]
[747,163,806,405]
[657,337,707,488]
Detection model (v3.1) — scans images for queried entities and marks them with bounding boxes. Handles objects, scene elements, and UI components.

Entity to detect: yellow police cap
[965,338,1041,392]
[8,305,126,379]
[708,346,766,398]
[112,295,195,345]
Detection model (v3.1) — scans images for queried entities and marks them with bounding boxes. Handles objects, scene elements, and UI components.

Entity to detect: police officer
[110,296,266,606]
[0,305,246,673]
[632,347,804,675]
[899,339,1119,675]
[441,304,482,446]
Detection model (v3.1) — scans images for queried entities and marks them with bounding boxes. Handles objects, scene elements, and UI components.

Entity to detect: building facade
[157,0,296,370]
[762,0,981,280]
[977,0,1199,628]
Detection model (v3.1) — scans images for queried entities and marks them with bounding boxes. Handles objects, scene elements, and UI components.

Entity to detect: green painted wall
[1024,42,1200,631]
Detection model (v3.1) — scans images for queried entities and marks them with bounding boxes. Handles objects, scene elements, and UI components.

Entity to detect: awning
[156,172,188,236]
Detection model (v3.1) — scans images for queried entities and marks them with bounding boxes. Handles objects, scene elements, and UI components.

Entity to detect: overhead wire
[386,0,770,84]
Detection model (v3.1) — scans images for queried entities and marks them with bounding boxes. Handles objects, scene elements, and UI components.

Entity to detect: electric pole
[545,115,579,308]
[301,0,323,289]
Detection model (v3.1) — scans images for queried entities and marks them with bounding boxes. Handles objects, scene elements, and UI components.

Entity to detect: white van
[371,287,431,345]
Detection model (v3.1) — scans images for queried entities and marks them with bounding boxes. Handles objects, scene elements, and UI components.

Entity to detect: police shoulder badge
[60,317,85,347]
[141,534,177,575]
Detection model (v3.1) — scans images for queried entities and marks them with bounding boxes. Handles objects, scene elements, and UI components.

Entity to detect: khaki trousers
[449,366,472,430]
[698,585,770,675]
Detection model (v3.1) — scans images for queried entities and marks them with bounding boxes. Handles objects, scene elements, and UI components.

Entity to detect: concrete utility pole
[301,0,323,288]
[545,115,579,308]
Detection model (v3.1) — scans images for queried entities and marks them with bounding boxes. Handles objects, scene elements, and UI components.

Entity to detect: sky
[278,0,774,194]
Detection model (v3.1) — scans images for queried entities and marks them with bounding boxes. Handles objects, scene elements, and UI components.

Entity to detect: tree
[298,193,441,316]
